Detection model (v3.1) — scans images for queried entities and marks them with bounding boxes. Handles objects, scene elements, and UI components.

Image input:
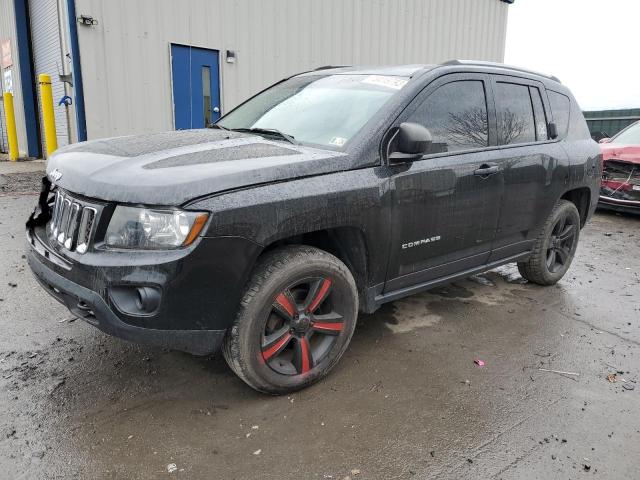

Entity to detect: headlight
[105,206,209,249]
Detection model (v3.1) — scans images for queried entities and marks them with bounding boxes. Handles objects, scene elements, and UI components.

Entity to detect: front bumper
[598,195,640,215]
[27,227,231,356]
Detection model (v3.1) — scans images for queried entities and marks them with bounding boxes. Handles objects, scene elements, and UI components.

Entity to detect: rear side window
[530,87,548,141]
[548,91,571,138]
[494,82,536,145]
[408,80,488,153]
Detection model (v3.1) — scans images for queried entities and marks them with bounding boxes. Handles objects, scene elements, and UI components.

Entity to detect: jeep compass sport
[27,61,601,394]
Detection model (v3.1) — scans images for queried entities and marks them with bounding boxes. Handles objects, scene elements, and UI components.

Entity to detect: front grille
[49,190,99,254]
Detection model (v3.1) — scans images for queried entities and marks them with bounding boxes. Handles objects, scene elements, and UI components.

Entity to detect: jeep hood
[46,129,349,205]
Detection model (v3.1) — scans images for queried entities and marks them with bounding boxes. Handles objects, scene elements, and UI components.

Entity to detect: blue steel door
[171,44,221,129]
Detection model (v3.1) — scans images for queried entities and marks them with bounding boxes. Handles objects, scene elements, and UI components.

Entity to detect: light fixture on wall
[77,15,98,26]
[226,50,236,64]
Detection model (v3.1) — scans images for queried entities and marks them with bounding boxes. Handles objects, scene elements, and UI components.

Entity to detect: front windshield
[217,74,408,149]
[611,121,640,145]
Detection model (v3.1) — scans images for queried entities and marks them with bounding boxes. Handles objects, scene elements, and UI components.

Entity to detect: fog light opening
[110,285,162,316]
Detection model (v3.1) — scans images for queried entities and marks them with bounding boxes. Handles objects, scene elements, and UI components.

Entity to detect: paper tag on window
[330,137,347,147]
[361,75,408,90]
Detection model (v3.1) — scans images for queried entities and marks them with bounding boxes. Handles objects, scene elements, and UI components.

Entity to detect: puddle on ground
[430,283,475,299]
[384,295,443,334]
[491,264,529,284]
[383,265,529,333]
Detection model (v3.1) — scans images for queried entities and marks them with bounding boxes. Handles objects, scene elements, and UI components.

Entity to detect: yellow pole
[3,92,19,161]
[38,74,57,156]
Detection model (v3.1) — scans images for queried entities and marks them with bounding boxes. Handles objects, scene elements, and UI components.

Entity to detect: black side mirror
[389,122,433,163]
[548,122,559,140]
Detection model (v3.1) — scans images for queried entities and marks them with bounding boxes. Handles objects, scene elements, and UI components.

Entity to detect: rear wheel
[222,246,358,394]
[518,200,581,285]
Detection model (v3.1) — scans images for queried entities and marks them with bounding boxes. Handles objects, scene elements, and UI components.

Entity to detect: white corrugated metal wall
[74,0,509,140]
[29,0,70,151]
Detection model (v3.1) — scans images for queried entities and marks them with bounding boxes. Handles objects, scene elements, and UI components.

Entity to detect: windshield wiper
[231,127,299,145]
[211,123,230,131]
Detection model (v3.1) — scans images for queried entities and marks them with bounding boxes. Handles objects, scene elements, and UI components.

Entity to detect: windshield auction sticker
[361,75,408,90]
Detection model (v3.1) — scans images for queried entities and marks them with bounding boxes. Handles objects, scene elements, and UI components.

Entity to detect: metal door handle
[474,164,500,176]
[213,107,220,113]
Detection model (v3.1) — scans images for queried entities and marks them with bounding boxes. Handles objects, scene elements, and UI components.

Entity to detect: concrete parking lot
[1,163,639,479]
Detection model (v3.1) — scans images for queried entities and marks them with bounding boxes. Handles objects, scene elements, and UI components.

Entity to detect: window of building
[495,82,536,145]
[202,66,212,127]
[548,91,571,139]
[408,80,488,153]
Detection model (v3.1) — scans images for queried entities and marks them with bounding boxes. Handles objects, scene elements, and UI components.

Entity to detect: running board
[374,252,531,306]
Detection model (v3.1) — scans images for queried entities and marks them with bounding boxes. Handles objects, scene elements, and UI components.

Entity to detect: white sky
[505,0,640,111]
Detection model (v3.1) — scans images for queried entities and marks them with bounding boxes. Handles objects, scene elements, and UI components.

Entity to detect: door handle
[213,106,220,113]
[474,164,500,177]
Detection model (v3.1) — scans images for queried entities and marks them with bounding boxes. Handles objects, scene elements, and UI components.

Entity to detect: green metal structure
[584,108,640,140]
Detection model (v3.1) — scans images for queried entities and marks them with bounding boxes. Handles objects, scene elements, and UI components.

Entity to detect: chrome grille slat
[48,190,100,254]
[76,207,96,254]
[52,192,63,236]
[57,199,71,244]
[63,203,81,250]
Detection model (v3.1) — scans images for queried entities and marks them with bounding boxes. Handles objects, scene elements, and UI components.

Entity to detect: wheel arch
[561,187,591,227]
[260,227,370,310]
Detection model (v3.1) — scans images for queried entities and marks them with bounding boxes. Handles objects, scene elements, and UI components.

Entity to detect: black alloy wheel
[546,212,578,273]
[262,277,345,376]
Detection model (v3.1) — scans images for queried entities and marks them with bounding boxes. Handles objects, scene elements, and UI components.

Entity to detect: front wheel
[222,246,358,394]
[518,199,581,285]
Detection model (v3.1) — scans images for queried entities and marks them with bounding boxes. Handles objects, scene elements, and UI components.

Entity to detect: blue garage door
[171,44,221,130]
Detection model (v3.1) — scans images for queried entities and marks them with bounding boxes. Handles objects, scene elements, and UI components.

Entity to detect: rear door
[384,73,504,293]
[487,76,569,261]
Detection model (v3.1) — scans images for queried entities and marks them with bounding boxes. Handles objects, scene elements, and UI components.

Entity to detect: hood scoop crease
[143,144,299,169]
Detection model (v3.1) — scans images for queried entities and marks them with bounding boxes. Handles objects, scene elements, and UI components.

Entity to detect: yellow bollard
[3,92,19,161]
[38,74,57,157]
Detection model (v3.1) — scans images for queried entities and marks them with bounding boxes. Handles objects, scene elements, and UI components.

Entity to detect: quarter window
[495,82,536,145]
[530,87,548,141]
[548,91,571,139]
[408,80,488,153]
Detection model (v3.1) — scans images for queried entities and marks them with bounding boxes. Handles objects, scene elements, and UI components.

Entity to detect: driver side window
[408,80,489,153]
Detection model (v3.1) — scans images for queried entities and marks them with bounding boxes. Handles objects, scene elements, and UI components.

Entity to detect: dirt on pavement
[0,165,639,479]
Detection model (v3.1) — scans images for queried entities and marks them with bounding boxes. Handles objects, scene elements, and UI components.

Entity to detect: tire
[517,200,581,285]
[222,245,358,394]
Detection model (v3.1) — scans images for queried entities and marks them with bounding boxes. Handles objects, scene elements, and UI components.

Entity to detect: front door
[171,44,221,130]
[384,74,504,293]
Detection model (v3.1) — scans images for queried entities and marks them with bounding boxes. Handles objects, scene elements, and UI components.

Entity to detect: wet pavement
[1,163,639,479]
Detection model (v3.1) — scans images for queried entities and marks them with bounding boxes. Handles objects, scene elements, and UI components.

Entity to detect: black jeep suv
[27,61,601,394]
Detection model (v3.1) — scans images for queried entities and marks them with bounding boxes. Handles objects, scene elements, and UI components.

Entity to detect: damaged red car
[599,120,640,214]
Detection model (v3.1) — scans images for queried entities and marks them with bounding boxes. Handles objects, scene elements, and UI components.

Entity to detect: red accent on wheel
[308,279,332,313]
[275,292,296,318]
[299,337,312,373]
[312,322,344,332]
[262,333,292,360]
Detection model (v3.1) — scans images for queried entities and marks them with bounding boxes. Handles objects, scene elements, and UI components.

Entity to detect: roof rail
[441,60,561,83]
[313,65,351,71]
